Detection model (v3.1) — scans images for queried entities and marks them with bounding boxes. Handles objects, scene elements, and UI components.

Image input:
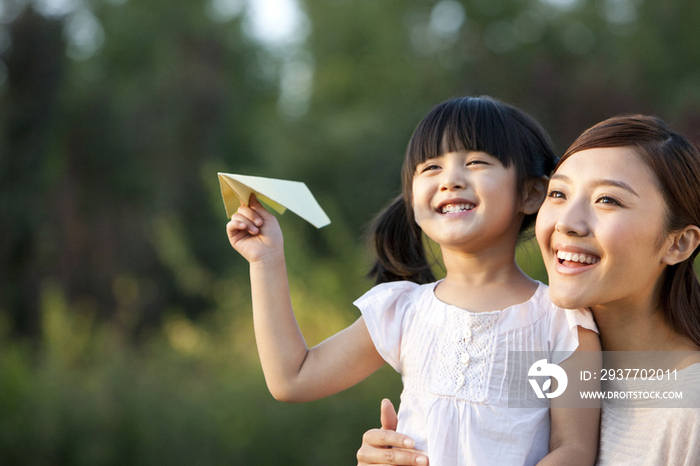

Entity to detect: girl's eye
[546,190,565,199]
[466,160,487,166]
[420,164,440,172]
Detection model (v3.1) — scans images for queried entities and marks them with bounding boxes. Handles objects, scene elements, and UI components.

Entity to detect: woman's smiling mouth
[556,250,600,265]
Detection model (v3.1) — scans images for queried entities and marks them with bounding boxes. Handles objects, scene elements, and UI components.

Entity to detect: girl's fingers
[227,227,250,245]
[248,194,279,222]
[248,192,263,209]
[227,213,258,236]
[237,203,264,228]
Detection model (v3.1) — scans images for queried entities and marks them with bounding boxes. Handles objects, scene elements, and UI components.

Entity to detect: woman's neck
[592,303,698,352]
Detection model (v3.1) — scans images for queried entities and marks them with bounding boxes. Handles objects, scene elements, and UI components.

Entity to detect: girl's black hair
[368,96,557,285]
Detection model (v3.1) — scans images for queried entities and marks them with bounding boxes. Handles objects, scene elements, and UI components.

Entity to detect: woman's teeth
[556,250,600,265]
[440,203,475,214]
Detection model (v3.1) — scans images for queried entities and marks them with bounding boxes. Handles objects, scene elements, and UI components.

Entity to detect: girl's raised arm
[536,327,601,466]
[227,195,385,403]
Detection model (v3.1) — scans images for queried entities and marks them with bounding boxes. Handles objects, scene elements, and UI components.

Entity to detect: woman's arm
[228,195,386,402]
[357,399,429,466]
[536,327,601,466]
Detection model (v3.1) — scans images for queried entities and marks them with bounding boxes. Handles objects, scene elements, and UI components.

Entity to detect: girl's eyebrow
[551,173,639,197]
[417,156,442,166]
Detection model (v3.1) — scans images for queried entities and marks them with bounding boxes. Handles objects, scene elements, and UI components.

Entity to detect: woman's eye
[546,190,565,199]
[596,196,621,206]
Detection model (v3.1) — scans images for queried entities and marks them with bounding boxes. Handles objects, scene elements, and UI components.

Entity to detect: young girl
[227,96,601,466]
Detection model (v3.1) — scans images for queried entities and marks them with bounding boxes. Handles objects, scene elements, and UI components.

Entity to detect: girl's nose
[555,200,590,237]
[439,167,465,191]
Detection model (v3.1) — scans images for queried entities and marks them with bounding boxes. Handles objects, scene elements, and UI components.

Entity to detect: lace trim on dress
[426,308,500,402]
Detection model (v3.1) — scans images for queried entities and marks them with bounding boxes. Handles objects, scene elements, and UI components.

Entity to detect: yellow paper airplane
[218,173,331,229]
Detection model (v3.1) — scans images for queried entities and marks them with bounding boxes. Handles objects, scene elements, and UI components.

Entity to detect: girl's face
[412,150,523,253]
[536,147,671,312]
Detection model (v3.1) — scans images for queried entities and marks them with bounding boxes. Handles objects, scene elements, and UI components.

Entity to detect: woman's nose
[555,200,590,236]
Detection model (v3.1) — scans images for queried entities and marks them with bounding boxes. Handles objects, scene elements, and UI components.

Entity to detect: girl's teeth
[441,203,474,214]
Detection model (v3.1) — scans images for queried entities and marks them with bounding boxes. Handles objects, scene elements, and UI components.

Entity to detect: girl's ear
[520,176,549,215]
[661,225,700,266]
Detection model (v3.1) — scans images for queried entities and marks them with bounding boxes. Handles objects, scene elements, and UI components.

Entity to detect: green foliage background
[0,0,699,463]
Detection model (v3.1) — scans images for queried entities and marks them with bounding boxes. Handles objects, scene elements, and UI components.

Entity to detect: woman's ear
[520,176,549,215]
[661,225,700,265]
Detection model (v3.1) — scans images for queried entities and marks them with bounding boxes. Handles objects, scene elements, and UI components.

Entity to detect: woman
[356,114,700,466]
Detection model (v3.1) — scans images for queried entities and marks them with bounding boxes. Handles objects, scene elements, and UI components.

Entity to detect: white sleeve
[353,281,419,373]
[549,307,598,365]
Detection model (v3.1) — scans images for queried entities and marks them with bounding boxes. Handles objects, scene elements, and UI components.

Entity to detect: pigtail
[662,253,700,347]
[367,195,435,286]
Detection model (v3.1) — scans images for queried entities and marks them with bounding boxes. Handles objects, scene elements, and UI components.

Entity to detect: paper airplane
[218,173,331,229]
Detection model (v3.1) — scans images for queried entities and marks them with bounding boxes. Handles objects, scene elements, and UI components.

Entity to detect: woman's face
[536,147,671,313]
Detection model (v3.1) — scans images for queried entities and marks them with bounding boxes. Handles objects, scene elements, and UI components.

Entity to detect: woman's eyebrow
[550,173,571,184]
[593,179,639,197]
[551,173,639,197]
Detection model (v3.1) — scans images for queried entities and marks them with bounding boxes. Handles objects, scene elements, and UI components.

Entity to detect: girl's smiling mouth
[437,202,476,214]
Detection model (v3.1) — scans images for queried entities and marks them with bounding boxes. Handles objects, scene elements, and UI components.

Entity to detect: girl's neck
[442,261,530,288]
[436,260,539,314]
[440,235,520,283]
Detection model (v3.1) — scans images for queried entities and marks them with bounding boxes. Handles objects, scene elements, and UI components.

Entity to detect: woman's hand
[226,194,284,264]
[357,399,429,466]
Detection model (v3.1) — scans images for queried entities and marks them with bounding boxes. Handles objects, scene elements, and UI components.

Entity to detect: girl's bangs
[406,99,516,174]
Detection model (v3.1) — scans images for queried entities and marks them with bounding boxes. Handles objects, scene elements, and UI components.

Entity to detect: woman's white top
[355,280,597,466]
[596,363,700,466]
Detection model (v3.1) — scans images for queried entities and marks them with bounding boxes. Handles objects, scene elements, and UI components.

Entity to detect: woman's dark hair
[557,114,700,346]
[368,96,557,285]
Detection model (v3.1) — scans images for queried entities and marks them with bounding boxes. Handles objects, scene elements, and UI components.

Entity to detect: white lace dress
[354,280,597,466]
